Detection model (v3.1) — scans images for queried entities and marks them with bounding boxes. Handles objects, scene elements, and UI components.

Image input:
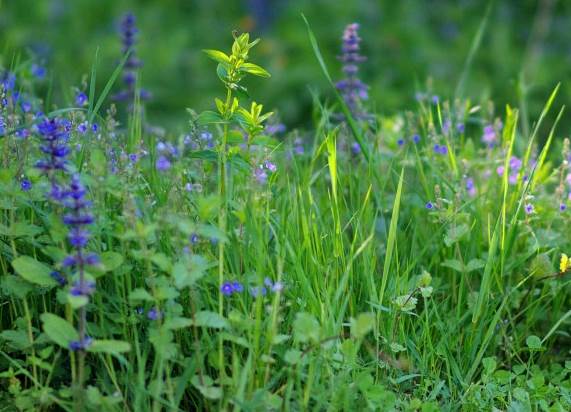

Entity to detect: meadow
[1,3,571,411]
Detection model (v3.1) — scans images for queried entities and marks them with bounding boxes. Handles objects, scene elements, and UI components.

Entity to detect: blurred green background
[1,0,570,130]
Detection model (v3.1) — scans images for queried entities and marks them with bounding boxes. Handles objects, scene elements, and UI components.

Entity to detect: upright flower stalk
[336,23,369,120]
[203,32,270,378]
[113,12,150,106]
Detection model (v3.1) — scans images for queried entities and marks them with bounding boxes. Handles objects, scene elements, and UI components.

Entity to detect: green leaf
[191,375,222,400]
[88,340,131,355]
[293,312,320,343]
[466,259,486,272]
[40,313,78,349]
[192,311,229,329]
[163,317,193,330]
[350,312,375,339]
[526,335,543,351]
[100,252,124,272]
[12,256,57,287]
[442,259,464,272]
[128,288,154,301]
[239,62,270,78]
[197,110,224,126]
[203,49,230,64]
[444,224,470,247]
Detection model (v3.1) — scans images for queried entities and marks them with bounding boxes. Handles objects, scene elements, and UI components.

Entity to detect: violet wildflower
[264,160,277,172]
[69,336,93,352]
[466,177,476,197]
[50,271,67,286]
[525,203,534,215]
[147,308,162,321]
[431,95,439,105]
[351,142,361,155]
[75,92,88,107]
[412,134,420,144]
[31,64,46,79]
[433,144,441,153]
[231,281,244,293]
[69,280,96,296]
[254,166,268,184]
[77,121,88,134]
[21,101,32,113]
[456,123,465,134]
[397,138,405,147]
[425,201,434,210]
[250,286,267,298]
[559,203,566,212]
[439,145,448,155]
[335,23,368,119]
[35,118,71,191]
[265,123,286,135]
[221,282,234,296]
[482,124,496,146]
[190,233,199,244]
[20,178,32,191]
[156,156,171,171]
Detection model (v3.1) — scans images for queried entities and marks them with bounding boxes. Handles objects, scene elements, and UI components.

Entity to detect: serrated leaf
[12,256,57,287]
[41,313,78,349]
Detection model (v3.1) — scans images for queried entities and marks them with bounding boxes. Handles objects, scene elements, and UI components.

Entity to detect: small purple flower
[254,166,268,184]
[559,203,566,212]
[439,145,448,155]
[425,201,434,210]
[456,123,465,134]
[351,142,361,155]
[21,101,32,113]
[466,177,476,197]
[75,92,88,107]
[397,138,405,147]
[433,144,440,153]
[31,64,46,79]
[69,336,92,351]
[482,125,496,145]
[221,282,234,296]
[231,281,244,293]
[69,280,96,296]
[156,156,171,171]
[265,124,286,135]
[412,134,420,144]
[250,286,267,298]
[431,95,439,105]
[147,307,162,321]
[20,178,32,191]
[77,122,88,134]
[264,160,277,172]
[50,271,67,286]
[129,153,138,163]
[525,203,534,215]
[91,123,98,133]
[190,233,199,244]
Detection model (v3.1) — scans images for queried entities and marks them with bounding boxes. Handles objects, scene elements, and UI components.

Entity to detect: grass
[1,12,571,412]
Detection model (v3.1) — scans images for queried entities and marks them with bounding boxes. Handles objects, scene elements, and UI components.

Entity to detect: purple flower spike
[335,23,369,119]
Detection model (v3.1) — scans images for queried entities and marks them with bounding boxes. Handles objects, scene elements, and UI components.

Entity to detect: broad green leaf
[350,312,375,339]
[88,340,131,355]
[100,252,124,272]
[129,288,154,301]
[202,49,230,64]
[444,224,470,247]
[239,62,270,78]
[526,335,542,350]
[191,311,228,329]
[41,313,78,349]
[442,259,464,272]
[12,256,57,287]
[293,312,320,343]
